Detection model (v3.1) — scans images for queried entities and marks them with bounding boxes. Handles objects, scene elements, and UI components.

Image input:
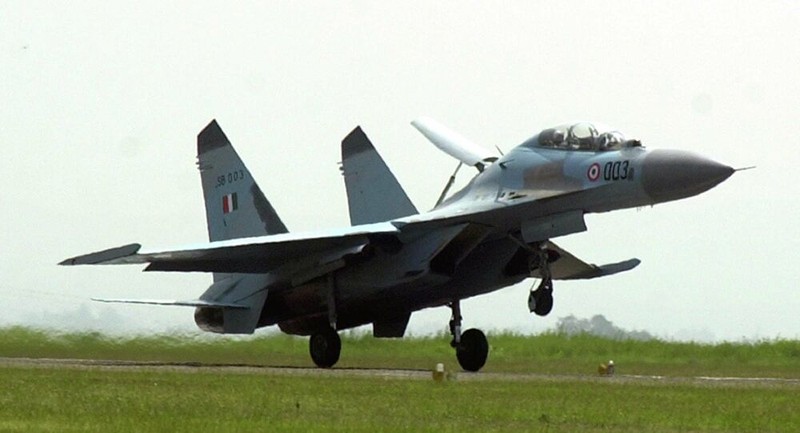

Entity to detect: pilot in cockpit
[532,123,628,152]
[567,123,598,150]
[538,128,566,147]
[596,131,625,151]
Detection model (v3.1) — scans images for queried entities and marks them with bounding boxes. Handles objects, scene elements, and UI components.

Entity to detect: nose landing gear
[528,278,554,316]
[528,245,555,317]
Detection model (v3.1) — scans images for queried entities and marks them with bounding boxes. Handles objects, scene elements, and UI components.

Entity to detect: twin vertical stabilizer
[194,120,289,332]
[341,127,418,225]
[197,120,288,242]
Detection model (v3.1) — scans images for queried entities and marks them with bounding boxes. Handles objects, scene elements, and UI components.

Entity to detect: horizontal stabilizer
[91,298,249,309]
[411,117,497,170]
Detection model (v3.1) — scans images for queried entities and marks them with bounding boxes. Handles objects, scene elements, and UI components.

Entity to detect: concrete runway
[3,357,798,389]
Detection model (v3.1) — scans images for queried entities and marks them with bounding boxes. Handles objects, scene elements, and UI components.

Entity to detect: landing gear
[309,327,341,368]
[528,278,554,316]
[528,245,555,317]
[457,329,489,372]
[449,301,489,372]
[309,272,342,369]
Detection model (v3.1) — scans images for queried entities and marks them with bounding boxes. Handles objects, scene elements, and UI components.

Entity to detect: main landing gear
[528,245,554,317]
[449,300,489,372]
[310,272,342,369]
[309,326,341,368]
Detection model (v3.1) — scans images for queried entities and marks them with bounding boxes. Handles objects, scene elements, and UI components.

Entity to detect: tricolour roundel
[587,163,601,181]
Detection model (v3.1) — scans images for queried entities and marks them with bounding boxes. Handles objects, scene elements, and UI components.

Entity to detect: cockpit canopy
[523,122,635,152]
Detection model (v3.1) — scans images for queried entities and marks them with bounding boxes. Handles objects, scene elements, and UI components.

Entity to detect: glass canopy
[524,122,630,152]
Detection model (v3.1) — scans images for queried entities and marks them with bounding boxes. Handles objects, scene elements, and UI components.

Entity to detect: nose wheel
[449,300,489,372]
[528,277,554,316]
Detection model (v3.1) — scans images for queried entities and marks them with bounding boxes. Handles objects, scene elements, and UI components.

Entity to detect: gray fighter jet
[61,118,734,371]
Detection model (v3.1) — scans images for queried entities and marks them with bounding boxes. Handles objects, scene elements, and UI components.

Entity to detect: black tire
[456,328,489,372]
[533,290,553,316]
[309,327,341,368]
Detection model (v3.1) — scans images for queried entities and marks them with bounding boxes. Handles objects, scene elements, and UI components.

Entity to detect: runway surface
[2,357,798,389]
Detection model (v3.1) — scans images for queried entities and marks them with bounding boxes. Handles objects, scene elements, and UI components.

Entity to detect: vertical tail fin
[341,127,418,225]
[197,120,288,242]
[195,120,284,330]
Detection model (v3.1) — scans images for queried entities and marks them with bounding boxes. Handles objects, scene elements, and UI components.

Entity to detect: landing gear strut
[449,300,488,372]
[309,272,342,369]
[528,246,554,316]
[309,326,341,368]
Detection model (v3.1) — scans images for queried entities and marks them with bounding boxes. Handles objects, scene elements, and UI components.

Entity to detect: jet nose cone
[642,149,734,203]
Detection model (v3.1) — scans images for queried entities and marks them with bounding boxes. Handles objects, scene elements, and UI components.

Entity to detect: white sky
[1,1,798,341]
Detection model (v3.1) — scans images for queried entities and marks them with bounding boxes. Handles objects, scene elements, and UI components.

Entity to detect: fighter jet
[61,118,734,371]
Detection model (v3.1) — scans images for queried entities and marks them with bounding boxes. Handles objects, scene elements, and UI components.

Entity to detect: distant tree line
[556,314,654,341]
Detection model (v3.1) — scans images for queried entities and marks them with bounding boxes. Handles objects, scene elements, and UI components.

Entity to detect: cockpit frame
[525,122,635,152]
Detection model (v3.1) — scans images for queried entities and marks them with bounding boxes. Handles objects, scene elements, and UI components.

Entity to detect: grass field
[2,326,799,378]
[1,364,798,433]
[1,327,798,432]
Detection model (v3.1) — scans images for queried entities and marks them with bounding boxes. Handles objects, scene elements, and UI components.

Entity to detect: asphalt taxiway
[2,357,798,389]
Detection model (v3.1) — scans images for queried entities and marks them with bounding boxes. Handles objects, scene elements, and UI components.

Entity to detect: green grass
[0,366,797,433]
[486,333,800,377]
[1,327,798,432]
[1,326,798,378]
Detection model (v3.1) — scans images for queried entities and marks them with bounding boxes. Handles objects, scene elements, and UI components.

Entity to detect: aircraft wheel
[309,327,341,368]
[456,328,488,372]
[533,290,553,317]
[528,277,554,317]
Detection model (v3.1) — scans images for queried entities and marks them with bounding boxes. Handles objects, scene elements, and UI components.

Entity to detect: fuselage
[263,123,734,335]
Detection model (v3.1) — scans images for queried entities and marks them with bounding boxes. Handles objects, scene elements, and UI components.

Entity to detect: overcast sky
[1,2,797,341]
